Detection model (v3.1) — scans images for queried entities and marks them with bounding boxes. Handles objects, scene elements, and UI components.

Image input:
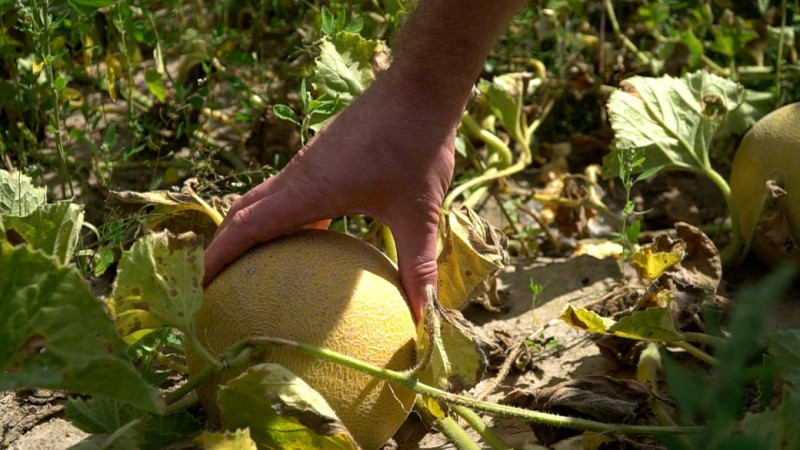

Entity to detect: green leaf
[273,104,298,124]
[768,329,800,388]
[602,71,746,179]
[54,75,67,91]
[144,69,166,103]
[66,0,116,16]
[710,11,760,58]
[3,201,84,264]
[609,308,683,342]
[735,389,800,449]
[308,32,385,131]
[217,363,359,450]
[0,169,46,216]
[66,396,203,449]
[66,397,148,435]
[109,231,204,340]
[0,245,163,413]
[69,419,143,450]
[480,73,527,149]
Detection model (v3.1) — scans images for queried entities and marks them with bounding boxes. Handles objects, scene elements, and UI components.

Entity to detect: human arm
[203,0,525,321]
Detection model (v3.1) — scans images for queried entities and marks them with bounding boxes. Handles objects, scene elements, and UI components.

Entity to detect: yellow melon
[730,102,800,265]
[186,229,418,450]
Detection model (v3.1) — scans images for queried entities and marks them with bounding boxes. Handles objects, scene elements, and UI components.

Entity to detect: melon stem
[701,166,743,266]
[249,336,702,436]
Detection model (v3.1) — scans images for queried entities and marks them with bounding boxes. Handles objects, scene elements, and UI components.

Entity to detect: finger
[389,216,441,323]
[305,219,332,230]
[203,183,333,285]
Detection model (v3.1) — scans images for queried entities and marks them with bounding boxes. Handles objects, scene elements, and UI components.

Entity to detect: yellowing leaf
[217,364,358,450]
[560,304,617,334]
[109,231,204,340]
[416,290,487,391]
[107,185,226,245]
[32,57,45,75]
[436,207,507,310]
[631,246,683,280]
[195,428,258,450]
[609,307,682,342]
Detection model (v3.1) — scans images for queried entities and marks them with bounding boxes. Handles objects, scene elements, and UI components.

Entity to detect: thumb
[390,219,440,323]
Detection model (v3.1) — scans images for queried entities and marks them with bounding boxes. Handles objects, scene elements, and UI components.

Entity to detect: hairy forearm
[390,0,525,113]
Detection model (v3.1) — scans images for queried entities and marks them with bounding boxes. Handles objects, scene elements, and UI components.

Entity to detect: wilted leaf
[106,183,225,245]
[560,304,616,334]
[0,245,163,413]
[195,428,258,450]
[603,71,746,178]
[632,246,683,281]
[416,291,487,391]
[503,376,653,446]
[3,201,84,264]
[663,222,722,292]
[109,231,204,340]
[0,169,46,216]
[437,207,507,310]
[217,363,358,450]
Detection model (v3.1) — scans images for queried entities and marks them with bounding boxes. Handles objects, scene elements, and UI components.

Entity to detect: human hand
[203,69,461,321]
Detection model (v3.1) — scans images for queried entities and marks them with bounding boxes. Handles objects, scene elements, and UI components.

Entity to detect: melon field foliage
[2,0,800,449]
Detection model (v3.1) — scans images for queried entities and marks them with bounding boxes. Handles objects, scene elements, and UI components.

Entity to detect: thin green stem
[436,415,482,450]
[34,0,73,197]
[703,166,742,266]
[166,337,249,405]
[776,0,787,104]
[382,223,398,264]
[164,391,199,414]
[461,113,513,167]
[451,404,511,450]
[604,0,650,67]
[681,332,726,348]
[251,336,701,436]
[165,363,215,405]
[672,341,720,367]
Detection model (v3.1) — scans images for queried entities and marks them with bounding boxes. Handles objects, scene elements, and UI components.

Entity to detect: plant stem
[775,0,787,104]
[381,223,398,264]
[166,337,250,406]
[604,0,650,67]
[672,341,720,367]
[451,404,512,450]
[702,166,742,266]
[34,0,73,197]
[681,332,726,348]
[251,336,701,436]
[461,113,513,167]
[436,414,482,450]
